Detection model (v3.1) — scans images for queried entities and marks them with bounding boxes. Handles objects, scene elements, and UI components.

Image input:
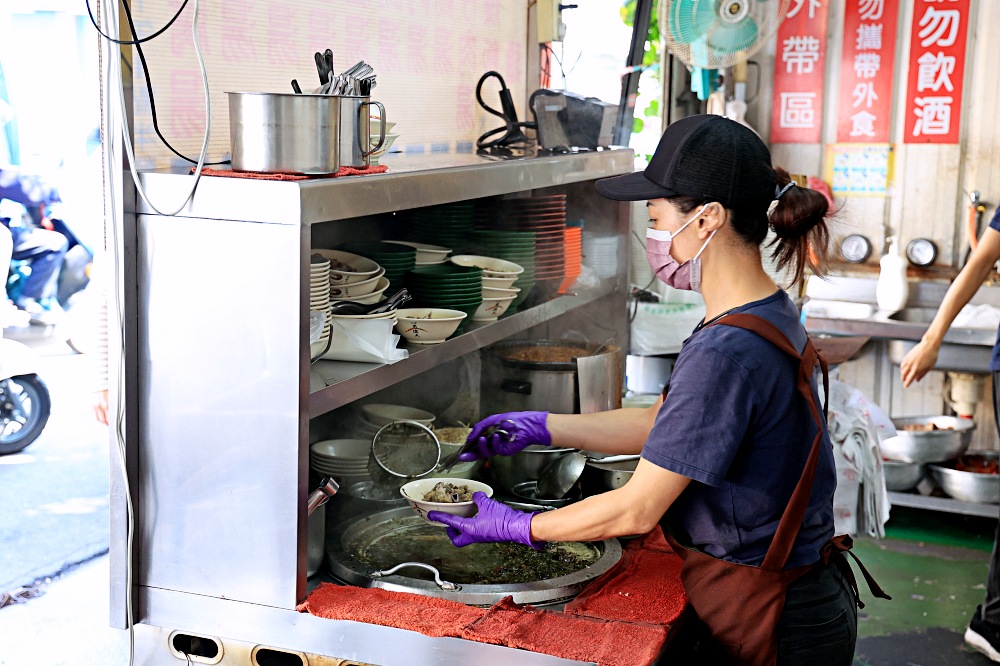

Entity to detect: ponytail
[767,167,831,285]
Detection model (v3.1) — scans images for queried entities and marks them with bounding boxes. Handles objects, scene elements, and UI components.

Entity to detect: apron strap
[820,535,893,609]
[704,313,829,572]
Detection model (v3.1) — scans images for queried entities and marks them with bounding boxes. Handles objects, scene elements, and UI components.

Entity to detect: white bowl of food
[385,240,451,264]
[471,295,517,322]
[483,274,518,289]
[312,250,382,285]
[328,267,387,298]
[450,255,524,278]
[360,403,436,427]
[482,285,520,299]
[394,308,467,343]
[400,477,493,523]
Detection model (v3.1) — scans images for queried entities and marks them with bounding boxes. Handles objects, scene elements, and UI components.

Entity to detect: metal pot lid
[325,507,622,607]
[490,340,599,371]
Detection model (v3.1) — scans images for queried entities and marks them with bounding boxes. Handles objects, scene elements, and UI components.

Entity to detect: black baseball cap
[596,114,776,210]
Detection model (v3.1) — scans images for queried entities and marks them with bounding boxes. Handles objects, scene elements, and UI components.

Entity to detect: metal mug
[227,92,341,174]
[337,96,386,168]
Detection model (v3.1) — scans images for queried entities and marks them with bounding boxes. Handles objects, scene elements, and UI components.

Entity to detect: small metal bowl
[511,481,578,508]
[929,452,1000,504]
[879,416,974,463]
[881,460,924,492]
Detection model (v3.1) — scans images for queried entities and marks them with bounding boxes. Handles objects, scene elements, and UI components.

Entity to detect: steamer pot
[325,507,622,607]
[481,340,622,415]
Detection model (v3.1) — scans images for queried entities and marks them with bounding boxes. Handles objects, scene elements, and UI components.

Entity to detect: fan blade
[668,0,718,45]
[707,16,759,54]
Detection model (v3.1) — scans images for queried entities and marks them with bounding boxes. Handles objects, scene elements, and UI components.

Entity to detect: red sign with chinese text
[836,0,900,142]
[903,0,970,144]
[770,0,830,143]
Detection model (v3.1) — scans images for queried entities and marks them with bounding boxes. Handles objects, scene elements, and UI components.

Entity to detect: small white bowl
[335,276,390,304]
[312,250,382,285]
[450,255,524,278]
[483,275,517,289]
[394,308,467,343]
[400,477,493,524]
[384,240,452,264]
[328,310,396,320]
[310,438,371,459]
[482,285,521,299]
[328,267,387,298]
[471,295,516,321]
[361,403,436,427]
[369,133,400,164]
[370,118,397,133]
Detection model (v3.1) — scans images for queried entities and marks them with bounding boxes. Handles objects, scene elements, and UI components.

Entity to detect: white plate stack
[310,439,371,482]
[310,254,333,357]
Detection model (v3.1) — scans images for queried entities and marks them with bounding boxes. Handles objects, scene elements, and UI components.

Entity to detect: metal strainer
[368,420,441,498]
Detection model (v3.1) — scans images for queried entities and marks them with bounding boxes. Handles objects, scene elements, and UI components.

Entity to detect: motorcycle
[0,225,51,454]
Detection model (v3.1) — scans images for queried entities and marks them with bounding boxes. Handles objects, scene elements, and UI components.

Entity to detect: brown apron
[663,313,890,666]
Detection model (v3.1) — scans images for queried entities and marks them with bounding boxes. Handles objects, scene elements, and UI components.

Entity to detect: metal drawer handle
[369,562,461,591]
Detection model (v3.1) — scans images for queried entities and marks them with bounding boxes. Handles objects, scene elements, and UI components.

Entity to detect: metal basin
[881,460,924,491]
[879,416,974,463]
[886,308,994,373]
[929,452,1000,504]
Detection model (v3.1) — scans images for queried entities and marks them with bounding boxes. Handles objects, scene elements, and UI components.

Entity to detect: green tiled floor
[850,506,997,665]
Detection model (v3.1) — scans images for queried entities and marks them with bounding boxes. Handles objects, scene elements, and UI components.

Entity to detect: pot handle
[369,562,461,591]
[361,101,387,157]
[501,379,532,395]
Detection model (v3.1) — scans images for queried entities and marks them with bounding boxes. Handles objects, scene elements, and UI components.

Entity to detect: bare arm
[530,458,690,542]
[546,395,663,455]
[900,228,1000,387]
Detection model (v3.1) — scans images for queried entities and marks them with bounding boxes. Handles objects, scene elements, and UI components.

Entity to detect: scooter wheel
[0,374,52,455]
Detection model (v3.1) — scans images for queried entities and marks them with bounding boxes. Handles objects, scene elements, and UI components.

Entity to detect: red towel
[461,597,667,666]
[191,164,389,181]
[297,583,484,638]
[564,527,687,626]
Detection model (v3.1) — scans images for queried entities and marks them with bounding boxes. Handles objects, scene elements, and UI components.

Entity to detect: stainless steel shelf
[137,148,634,225]
[888,491,998,519]
[309,282,619,416]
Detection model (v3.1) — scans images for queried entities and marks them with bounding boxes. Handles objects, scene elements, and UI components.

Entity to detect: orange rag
[192,164,389,180]
[460,597,667,666]
[564,527,687,626]
[297,583,483,638]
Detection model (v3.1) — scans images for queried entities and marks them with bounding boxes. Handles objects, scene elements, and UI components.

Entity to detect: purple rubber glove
[427,492,544,549]
[458,411,551,462]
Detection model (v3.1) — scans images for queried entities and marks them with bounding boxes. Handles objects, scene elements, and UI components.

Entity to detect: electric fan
[664,0,789,70]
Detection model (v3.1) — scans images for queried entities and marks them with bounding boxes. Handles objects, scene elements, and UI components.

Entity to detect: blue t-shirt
[643,290,836,568]
[987,208,1000,371]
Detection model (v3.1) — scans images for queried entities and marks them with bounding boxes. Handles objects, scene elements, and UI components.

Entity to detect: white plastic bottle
[876,236,908,313]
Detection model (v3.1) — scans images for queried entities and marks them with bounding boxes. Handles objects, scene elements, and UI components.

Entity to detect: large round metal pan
[325,507,622,607]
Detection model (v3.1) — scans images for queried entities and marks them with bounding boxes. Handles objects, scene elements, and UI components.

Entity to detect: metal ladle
[536,452,639,499]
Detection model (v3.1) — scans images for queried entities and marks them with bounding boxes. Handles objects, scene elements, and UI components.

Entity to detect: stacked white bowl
[310,439,371,483]
[309,254,333,358]
[385,240,452,266]
[450,255,522,322]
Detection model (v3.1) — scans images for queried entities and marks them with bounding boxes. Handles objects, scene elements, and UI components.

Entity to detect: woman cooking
[428,115,887,665]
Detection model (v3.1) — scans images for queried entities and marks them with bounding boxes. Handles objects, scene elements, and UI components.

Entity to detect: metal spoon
[536,452,640,499]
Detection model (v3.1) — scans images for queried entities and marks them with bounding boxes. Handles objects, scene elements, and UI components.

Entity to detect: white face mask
[645,204,716,291]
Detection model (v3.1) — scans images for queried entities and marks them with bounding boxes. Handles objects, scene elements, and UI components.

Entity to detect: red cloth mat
[191,164,388,181]
[298,584,483,638]
[564,526,687,627]
[461,597,667,666]
[298,527,687,665]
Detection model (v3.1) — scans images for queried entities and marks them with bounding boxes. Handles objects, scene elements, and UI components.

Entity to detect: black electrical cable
[105,0,229,165]
[87,0,190,45]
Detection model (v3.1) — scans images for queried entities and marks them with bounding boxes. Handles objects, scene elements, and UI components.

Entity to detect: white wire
[97,0,212,661]
[109,0,211,216]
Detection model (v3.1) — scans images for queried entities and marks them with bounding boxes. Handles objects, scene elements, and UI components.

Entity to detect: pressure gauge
[906,238,938,267]
[840,234,872,263]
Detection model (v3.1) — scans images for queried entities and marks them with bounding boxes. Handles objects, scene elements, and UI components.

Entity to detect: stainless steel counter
[121,148,634,664]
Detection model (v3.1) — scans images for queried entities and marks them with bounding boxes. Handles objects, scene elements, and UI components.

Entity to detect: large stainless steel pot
[929,452,1000,504]
[880,416,974,463]
[325,507,621,607]
[481,340,622,415]
[227,92,341,174]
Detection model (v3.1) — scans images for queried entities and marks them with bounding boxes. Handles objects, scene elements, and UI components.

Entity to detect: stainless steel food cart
[114,148,636,665]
